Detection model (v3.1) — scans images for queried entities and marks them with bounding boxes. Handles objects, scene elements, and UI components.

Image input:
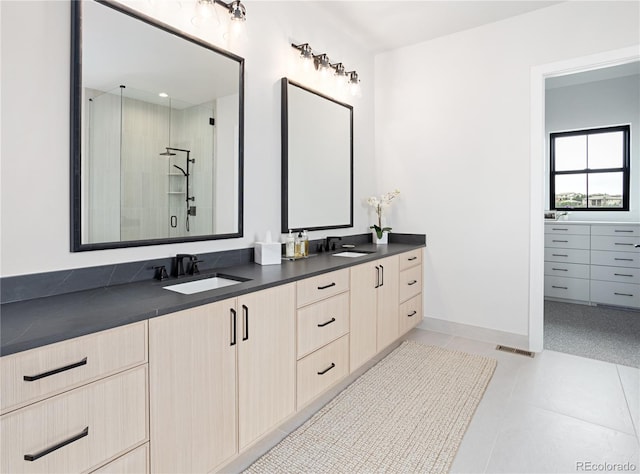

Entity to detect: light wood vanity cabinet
[350,256,400,372]
[398,249,424,335]
[0,322,149,474]
[148,283,295,473]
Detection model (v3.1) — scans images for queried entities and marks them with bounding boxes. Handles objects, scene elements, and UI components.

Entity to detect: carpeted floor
[544,300,640,368]
[244,341,496,474]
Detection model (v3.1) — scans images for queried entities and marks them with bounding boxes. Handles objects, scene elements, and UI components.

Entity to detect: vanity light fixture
[194,0,247,24]
[291,42,361,95]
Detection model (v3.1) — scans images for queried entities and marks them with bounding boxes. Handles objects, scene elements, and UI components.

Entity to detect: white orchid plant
[367,189,400,239]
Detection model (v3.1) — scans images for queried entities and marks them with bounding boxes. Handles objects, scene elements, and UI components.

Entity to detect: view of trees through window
[550,125,630,211]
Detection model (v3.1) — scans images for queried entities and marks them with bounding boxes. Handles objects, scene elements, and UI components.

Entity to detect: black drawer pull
[552,254,568,257]
[317,363,335,375]
[551,268,568,272]
[552,285,568,290]
[615,258,634,262]
[551,228,568,231]
[614,292,634,297]
[614,229,634,233]
[317,282,336,290]
[230,308,237,346]
[24,426,89,461]
[408,256,418,261]
[408,280,418,286]
[375,266,380,289]
[317,317,336,328]
[614,273,634,278]
[242,305,249,341]
[614,243,634,246]
[380,265,385,287]
[408,310,417,317]
[23,358,88,382]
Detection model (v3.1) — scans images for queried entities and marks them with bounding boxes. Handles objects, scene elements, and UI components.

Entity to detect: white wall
[375,1,640,338]
[0,0,375,276]
[545,73,640,222]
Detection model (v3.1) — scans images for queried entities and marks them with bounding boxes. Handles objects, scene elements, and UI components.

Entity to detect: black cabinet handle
[380,265,384,287]
[408,310,417,317]
[615,258,634,261]
[317,282,336,290]
[408,280,418,286]
[614,243,634,246]
[375,266,380,289]
[551,228,568,231]
[24,427,89,461]
[408,256,417,261]
[552,285,568,290]
[615,229,634,233]
[614,292,634,297]
[317,317,336,328]
[242,305,249,341]
[551,268,568,272]
[552,240,569,243]
[23,358,88,382]
[230,308,237,346]
[614,273,634,277]
[317,363,335,375]
[552,254,568,257]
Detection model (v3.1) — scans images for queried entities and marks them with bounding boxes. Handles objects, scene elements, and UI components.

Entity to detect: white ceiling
[307,1,563,54]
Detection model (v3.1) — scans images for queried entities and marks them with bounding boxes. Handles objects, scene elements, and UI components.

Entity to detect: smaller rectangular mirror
[281,78,353,232]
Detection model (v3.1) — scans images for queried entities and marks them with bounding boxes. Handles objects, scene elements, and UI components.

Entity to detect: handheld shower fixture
[159,147,196,232]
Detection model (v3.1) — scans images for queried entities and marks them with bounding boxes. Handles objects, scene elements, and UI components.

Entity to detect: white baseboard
[418,316,529,350]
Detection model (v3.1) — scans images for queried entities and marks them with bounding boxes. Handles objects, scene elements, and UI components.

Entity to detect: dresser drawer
[544,276,589,301]
[399,265,422,303]
[1,322,147,414]
[0,366,148,474]
[544,262,589,279]
[297,269,349,307]
[544,248,590,264]
[590,281,640,308]
[590,265,640,284]
[590,225,640,237]
[399,295,422,336]
[91,444,149,474]
[545,224,590,235]
[591,250,640,268]
[297,335,349,408]
[544,234,590,250]
[399,249,422,271]
[297,292,349,359]
[591,235,640,253]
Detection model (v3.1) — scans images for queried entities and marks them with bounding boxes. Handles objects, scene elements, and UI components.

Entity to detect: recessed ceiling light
[159,92,169,98]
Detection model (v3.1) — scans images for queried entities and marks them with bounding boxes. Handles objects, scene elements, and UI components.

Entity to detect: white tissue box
[255,242,281,265]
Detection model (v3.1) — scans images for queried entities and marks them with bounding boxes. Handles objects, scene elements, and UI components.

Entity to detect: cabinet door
[149,300,237,474]
[350,261,379,372]
[237,284,295,450]
[376,256,400,350]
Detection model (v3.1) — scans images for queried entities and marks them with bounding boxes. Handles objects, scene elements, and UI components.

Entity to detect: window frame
[550,124,631,212]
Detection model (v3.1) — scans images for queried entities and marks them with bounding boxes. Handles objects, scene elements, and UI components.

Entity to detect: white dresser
[544,221,640,309]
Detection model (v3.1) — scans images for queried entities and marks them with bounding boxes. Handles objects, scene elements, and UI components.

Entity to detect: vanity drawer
[297,269,349,307]
[544,248,590,265]
[590,281,640,308]
[399,249,423,271]
[297,292,349,359]
[1,321,147,414]
[399,265,422,303]
[591,235,640,253]
[590,265,640,285]
[591,250,640,268]
[590,225,640,237]
[544,234,590,250]
[545,224,590,235]
[544,276,589,301]
[297,335,349,408]
[91,444,149,474]
[544,262,589,280]
[0,366,148,474]
[399,294,422,336]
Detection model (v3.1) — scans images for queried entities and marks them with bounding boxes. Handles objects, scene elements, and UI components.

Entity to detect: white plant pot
[373,231,388,245]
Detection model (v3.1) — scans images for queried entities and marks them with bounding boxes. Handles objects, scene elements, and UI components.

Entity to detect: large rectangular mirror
[71,0,244,251]
[281,78,353,232]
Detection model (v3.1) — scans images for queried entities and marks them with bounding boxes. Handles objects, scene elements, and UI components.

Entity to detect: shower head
[159,147,176,156]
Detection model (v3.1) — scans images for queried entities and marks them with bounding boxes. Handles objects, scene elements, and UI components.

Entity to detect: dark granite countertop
[1,242,424,356]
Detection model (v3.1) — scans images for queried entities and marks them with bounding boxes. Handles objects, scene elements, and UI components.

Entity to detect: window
[550,125,630,211]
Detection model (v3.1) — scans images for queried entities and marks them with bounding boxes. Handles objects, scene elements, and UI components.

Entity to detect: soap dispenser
[301,230,309,257]
[285,230,295,258]
[295,231,304,258]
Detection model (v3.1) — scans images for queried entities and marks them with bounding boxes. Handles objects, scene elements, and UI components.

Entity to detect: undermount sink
[332,251,373,258]
[163,274,248,295]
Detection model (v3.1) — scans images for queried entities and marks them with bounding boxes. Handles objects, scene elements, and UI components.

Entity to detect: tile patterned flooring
[222,328,640,473]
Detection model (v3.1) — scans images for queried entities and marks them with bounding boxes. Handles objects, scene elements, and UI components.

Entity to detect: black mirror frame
[281,77,354,233]
[70,0,244,251]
